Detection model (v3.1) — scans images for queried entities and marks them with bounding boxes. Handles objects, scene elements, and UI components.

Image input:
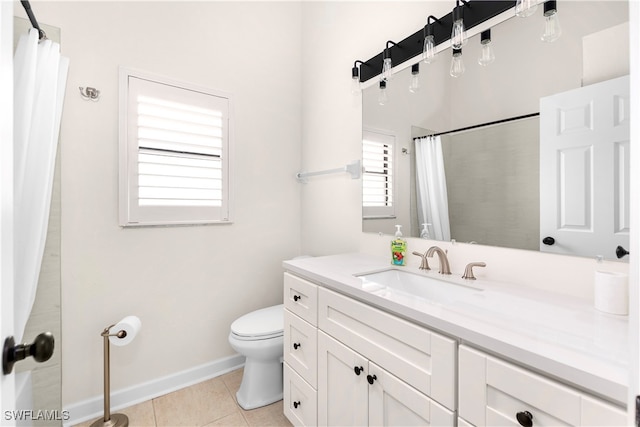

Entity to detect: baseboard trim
[63,354,244,427]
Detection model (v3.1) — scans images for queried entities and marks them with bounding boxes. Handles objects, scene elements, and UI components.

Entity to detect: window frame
[118,67,233,227]
[362,129,395,219]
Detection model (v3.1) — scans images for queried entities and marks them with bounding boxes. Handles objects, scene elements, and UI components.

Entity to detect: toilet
[228,304,284,410]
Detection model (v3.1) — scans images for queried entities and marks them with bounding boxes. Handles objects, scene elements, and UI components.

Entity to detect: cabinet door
[318,331,368,427]
[459,345,626,427]
[368,362,454,426]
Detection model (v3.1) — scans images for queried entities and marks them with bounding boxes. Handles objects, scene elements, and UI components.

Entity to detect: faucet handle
[411,251,430,270]
[462,262,486,280]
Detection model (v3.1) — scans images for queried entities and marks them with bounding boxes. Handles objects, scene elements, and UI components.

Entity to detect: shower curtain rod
[415,112,540,139]
[20,1,46,40]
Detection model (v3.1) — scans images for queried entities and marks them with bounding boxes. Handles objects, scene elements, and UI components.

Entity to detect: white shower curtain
[414,136,451,241]
[14,29,69,343]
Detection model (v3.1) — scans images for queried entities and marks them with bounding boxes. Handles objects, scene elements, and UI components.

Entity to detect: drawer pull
[293,401,301,409]
[293,342,301,350]
[516,411,533,427]
[367,374,377,385]
[354,366,364,376]
[293,295,301,302]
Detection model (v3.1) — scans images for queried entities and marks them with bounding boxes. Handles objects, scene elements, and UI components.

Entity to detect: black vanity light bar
[358,0,516,82]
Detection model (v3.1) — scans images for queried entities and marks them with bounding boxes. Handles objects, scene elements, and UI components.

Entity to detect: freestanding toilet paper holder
[90,324,130,427]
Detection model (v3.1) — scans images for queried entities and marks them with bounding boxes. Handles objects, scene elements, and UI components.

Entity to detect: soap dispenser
[391,225,407,266]
[420,223,432,239]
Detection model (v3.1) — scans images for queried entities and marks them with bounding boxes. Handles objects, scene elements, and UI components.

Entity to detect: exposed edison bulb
[351,77,360,95]
[409,64,420,93]
[423,35,436,64]
[450,49,465,78]
[378,80,388,105]
[381,57,393,82]
[478,30,495,66]
[515,0,538,17]
[541,4,561,42]
[451,5,467,49]
[478,42,495,66]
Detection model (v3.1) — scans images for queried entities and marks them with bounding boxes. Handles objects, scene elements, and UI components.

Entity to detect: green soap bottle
[391,225,407,266]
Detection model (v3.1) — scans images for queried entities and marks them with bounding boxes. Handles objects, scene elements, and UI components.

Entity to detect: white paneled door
[1,0,16,422]
[540,75,630,259]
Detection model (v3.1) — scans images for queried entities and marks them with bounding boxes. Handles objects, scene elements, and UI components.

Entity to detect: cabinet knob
[366,374,377,385]
[293,295,301,302]
[516,411,533,427]
[293,342,301,350]
[542,236,555,246]
[354,366,364,376]
[293,401,301,409]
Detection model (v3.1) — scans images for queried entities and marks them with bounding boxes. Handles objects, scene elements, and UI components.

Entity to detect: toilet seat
[230,304,283,340]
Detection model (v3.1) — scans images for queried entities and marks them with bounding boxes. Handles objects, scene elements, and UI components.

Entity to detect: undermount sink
[356,268,481,304]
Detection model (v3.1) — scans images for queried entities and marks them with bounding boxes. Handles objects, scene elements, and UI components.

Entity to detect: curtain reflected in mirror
[414,136,450,241]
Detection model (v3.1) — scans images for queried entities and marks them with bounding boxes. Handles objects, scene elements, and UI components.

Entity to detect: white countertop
[283,253,629,405]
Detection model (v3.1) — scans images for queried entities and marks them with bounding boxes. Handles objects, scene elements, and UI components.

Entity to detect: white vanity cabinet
[458,345,627,427]
[318,330,454,426]
[283,271,457,426]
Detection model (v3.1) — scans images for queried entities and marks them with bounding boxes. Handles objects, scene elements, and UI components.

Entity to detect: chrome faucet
[426,246,451,275]
[411,251,430,270]
[462,262,486,280]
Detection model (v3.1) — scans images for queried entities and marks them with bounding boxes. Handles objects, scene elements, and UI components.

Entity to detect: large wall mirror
[362,1,630,261]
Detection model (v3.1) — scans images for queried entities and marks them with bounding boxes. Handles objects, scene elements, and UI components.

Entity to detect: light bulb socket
[424,15,441,38]
[411,63,419,75]
[480,29,491,44]
[453,48,462,57]
[379,80,387,89]
[352,66,359,79]
[543,0,557,16]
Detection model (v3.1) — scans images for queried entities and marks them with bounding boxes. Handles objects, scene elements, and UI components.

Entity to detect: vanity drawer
[284,309,318,388]
[458,345,627,426]
[284,363,317,427]
[318,287,456,409]
[284,273,318,326]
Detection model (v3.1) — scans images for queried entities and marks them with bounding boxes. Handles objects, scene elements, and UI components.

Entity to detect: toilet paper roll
[594,271,628,315]
[109,315,142,346]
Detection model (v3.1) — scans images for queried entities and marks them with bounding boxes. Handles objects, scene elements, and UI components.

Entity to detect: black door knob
[3,332,55,375]
[516,410,533,427]
[293,295,301,302]
[616,245,629,259]
[542,236,555,246]
[293,342,301,350]
[366,374,377,385]
[293,401,301,409]
[354,366,364,376]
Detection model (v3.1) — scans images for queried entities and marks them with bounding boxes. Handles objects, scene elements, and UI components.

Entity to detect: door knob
[542,236,555,245]
[3,332,55,375]
[616,245,629,259]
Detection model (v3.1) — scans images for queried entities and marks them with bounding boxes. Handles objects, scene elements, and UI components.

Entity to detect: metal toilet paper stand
[90,324,130,427]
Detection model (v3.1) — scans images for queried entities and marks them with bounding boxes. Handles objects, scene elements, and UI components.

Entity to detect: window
[119,68,231,226]
[362,130,394,218]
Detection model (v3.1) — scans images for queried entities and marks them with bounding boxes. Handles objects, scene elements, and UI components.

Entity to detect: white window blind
[119,69,231,226]
[362,130,394,218]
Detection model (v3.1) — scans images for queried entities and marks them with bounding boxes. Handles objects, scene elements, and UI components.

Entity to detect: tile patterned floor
[74,368,292,427]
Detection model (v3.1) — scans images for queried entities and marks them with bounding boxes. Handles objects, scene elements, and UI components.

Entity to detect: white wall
[300,1,629,301]
[29,1,302,407]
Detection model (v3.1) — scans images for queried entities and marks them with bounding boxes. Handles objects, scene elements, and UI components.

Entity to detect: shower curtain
[414,136,451,241]
[14,28,69,343]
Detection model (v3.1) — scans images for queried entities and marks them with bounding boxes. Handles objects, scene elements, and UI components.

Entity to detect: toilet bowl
[228,304,284,410]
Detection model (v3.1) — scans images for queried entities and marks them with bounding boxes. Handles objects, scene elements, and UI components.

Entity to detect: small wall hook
[79,86,100,101]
